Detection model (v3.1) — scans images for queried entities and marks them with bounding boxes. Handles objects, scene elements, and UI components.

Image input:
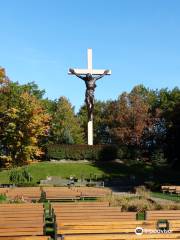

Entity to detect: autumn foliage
[0,68,50,167]
[107,87,157,146]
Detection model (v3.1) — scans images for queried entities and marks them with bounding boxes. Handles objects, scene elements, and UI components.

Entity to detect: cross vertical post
[88,48,93,74]
[87,48,93,145]
[88,120,93,145]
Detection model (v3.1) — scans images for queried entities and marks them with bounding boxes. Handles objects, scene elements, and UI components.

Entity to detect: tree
[50,97,84,144]
[0,72,50,167]
[0,67,9,88]
[20,82,45,99]
[107,85,157,147]
[157,87,180,165]
[0,68,10,112]
[41,98,57,115]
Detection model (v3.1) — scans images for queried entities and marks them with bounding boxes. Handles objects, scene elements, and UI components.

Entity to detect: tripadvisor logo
[135,227,172,235]
[135,227,144,235]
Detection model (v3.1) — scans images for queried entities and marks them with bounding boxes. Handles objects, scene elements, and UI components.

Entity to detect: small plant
[9,195,26,203]
[134,185,150,199]
[39,190,47,202]
[121,198,155,212]
[9,167,33,185]
[0,194,7,203]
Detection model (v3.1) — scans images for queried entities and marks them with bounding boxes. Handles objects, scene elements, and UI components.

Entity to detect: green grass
[0,160,157,184]
[151,192,180,202]
[0,162,106,184]
[0,160,180,185]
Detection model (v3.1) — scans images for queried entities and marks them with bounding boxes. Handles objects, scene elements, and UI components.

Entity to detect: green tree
[51,97,84,144]
[157,87,180,165]
[0,71,51,167]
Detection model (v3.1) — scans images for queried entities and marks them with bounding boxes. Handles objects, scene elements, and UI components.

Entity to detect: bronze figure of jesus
[69,69,109,121]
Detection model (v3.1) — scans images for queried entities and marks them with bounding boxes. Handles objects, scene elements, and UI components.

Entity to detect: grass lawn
[151,191,180,202]
[0,160,153,184]
[0,162,106,184]
[0,160,180,185]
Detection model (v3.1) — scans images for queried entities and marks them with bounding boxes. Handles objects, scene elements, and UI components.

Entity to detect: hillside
[0,161,179,185]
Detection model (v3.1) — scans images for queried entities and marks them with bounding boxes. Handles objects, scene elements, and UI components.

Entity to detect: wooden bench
[55,214,136,221]
[52,204,136,221]
[168,220,180,232]
[53,207,121,213]
[53,203,180,239]
[56,220,156,235]
[57,219,180,234]
[73,187,112,198]
[175,187,180,195]
[0,203,45,237]
[6,187,41,201]
[161,186,170,193]
[43,187,80,201]
[62,233,180,240]
[146,210,180,220]
[0,237,50,240]
[52,202,135,212]
[168,186,177,194]
[53,203,137,238]
[56,219,180,239]
[51,202,110,216]
[161,185,180,195]
[52,202,110,207]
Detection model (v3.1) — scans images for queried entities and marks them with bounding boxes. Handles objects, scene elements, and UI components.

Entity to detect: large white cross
[68,48,111,75]
[68,49,111,145]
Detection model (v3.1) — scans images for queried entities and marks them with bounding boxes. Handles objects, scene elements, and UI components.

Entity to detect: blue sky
[0,0,180,111]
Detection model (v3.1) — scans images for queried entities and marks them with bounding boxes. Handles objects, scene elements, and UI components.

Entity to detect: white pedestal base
[88,120,93,145]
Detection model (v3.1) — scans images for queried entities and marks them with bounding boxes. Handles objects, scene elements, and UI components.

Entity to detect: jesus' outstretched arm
[69,68,85,80]
[95,70,109,81]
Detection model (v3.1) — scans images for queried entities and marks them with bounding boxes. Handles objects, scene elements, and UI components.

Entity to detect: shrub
[144,181,161,191]
[121,197,156,212]
[150,150,167,166]
[156,202,180,210]
[9,196,26,203]
[101,194,155,212]
[0,194,7,203]
[101,191,180,212]
[116,145,142,159]
[39,189,46,202]
[134,185,150,199]
[9,167,33,184]
[46,144,118,161]
[16,182,38,187]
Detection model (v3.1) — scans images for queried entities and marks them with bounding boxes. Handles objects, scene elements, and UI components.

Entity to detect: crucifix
[68,48,111,145]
